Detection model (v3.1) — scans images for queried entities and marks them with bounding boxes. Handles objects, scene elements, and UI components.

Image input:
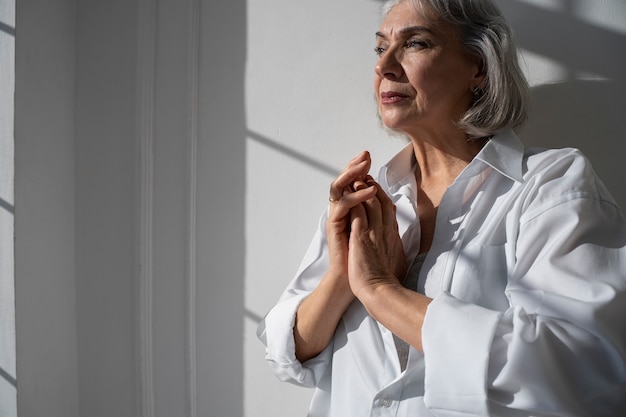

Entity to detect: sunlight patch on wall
[572,0,626,36]
[518,48,569,87]
[514,0,568,13]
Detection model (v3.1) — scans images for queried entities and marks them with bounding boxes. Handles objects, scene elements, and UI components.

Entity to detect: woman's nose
[375,50,403,80]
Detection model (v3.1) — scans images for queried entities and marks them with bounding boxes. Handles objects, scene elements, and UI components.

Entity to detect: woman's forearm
[357,280,431,353]
[294,272,355,363]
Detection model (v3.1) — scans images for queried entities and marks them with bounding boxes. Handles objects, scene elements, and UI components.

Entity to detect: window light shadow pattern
[0,366,16,388]
[497,1,626,209]
[247,129,340,178]
[0,198,14,214]
[499,1,626,82]
[0,21,14,36]
[244,308,263,324]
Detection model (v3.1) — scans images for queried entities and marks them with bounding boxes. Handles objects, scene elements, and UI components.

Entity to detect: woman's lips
[380,91,410,104]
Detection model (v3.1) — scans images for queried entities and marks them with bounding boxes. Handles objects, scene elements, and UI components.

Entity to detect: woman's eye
[406,39,428,49]
[374,46,386,56]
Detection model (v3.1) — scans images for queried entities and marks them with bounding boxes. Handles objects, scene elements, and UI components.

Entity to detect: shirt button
[382,398,392,408]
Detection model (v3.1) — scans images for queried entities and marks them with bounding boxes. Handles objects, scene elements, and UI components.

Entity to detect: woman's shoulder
[523,146,591,178]
[520,146,619,210]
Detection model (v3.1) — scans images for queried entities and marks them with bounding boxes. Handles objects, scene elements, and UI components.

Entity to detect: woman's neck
[409,129,486,187]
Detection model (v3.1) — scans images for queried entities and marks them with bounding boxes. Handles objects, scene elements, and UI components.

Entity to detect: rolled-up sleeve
[257,294,333,387]
[257,211,334,387]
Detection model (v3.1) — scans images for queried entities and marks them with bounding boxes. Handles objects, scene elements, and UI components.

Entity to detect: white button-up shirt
[257,129,626,416]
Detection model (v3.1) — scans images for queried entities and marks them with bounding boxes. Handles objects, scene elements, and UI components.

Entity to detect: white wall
[245,0,626,416]
[0,0,16,415]
[12,0,626,416]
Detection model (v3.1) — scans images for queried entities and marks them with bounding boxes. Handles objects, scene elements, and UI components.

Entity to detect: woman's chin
[378,122,411,140]
[379,116,412,135]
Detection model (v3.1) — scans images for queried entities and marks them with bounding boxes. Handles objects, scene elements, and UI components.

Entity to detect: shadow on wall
[196,2,246,417]
[499,1,625,82]
[521,80,626,210]
[497,0,626,211]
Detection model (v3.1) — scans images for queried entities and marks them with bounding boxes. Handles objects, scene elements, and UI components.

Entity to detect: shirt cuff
[422,292,503,416]
[257,294,321,387]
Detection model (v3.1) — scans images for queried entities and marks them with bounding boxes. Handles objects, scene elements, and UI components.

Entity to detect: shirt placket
[370,383,402,417]
[424,173,478,296]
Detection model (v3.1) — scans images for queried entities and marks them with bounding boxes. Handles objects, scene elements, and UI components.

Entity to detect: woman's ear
[471,56,487,90]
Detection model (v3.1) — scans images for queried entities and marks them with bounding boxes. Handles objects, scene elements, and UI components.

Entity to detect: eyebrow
[376,25,434,39]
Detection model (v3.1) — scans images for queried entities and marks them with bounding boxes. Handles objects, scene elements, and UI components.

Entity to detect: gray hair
[381,0,529,138]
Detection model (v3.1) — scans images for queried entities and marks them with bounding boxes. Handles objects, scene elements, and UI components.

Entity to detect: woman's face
[374,1,483,136]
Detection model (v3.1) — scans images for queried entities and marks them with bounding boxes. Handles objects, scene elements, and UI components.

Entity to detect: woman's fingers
[329,151,371,202]
[334,176,394,233]
[353,176,394,231]
[329,185,377,221]
[370,177,398,232]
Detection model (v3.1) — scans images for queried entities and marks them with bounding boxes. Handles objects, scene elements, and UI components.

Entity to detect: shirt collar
[378,128,525,190]
[474,129,524,182]
[378,143,416,197]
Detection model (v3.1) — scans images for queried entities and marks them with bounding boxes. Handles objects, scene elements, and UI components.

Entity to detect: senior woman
[258,0,626,415]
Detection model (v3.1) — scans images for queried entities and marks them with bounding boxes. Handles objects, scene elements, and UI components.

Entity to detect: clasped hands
[327,150,407,302]
[292,151,419,362]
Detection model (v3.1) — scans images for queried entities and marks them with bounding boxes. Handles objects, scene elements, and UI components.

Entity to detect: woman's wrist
[321,270,354,301]
[353,277,402,306]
